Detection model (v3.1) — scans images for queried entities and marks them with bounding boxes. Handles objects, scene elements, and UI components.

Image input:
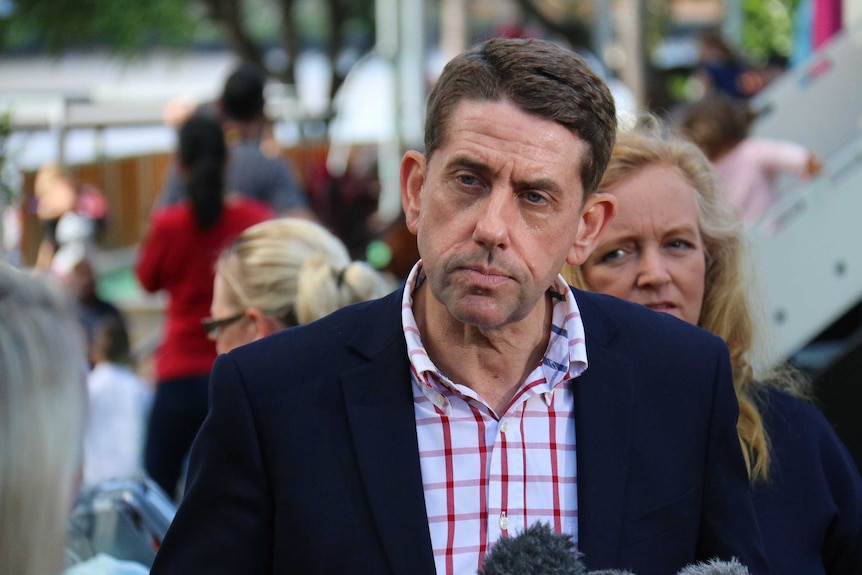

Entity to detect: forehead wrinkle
[633,196,700,242]
[450,102,580,160]
[433,100,586,202]
[610,169,700,232]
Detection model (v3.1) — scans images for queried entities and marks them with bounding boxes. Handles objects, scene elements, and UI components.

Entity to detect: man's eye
[523,191,546,204]
[456,174,479,186]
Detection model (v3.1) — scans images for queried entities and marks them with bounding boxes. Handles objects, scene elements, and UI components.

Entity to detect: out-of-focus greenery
[0,0,198,55]
[0,0,376,100]
[511,0,592,49]
[0,110,12,207]
[741,0,801,62]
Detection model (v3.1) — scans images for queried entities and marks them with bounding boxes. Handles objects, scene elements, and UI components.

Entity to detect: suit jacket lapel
[335,288,637,572]
[573,292,636,569]
[340,292,437,575]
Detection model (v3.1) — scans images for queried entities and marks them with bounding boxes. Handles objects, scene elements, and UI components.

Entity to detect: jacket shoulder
[571,287,726,353]
[228,287,405,367]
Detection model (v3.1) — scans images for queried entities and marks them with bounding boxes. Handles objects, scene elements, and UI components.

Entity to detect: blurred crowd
[0,19,856,574]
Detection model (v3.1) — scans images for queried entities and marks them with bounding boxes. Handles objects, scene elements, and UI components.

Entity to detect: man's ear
[567,192,616,266]
[400,150,426,235]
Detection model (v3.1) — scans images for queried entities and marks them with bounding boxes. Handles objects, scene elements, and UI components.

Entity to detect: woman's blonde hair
[216,218,392,327]
[0,264,88,575]
[564,117,772,482]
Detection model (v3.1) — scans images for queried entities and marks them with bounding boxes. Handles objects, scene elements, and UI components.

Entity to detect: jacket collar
[341,289,437,575]
[571,289,635,568]
[339,288,636,572]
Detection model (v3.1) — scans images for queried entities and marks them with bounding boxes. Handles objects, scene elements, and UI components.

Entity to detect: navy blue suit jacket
[152,288,769,575]
[754,387,862,574]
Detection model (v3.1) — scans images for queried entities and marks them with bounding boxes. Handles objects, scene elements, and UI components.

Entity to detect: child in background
[680,93,822,230]
[83,316,153,486]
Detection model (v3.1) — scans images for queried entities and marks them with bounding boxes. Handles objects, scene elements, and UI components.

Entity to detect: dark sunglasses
[201,311,246,339]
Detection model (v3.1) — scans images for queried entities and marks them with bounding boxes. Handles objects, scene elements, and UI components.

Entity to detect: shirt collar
[401,261,589,407]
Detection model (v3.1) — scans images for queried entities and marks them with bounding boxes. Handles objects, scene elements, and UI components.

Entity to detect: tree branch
[274,0,299,85]
[511,0,591,49]
[200,0,266,69]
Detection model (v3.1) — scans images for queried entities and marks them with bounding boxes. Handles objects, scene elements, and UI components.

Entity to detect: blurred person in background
[33,163,108,273]
[64,256,126,366]
[694,32,754,100]
[564,120,862,574]
[0,263,88,575]
[679,93,822,230]
[136,114,273,499]
[368,215,421,284]
[158,62,315,220]
[83,315,153,486]
[207,217,392,355]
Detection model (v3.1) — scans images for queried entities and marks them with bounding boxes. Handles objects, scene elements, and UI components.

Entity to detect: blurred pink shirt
[714,137,811,229]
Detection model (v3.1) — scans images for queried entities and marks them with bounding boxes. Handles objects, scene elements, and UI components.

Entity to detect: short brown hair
[424,37,617,195]
[679,93,756,160]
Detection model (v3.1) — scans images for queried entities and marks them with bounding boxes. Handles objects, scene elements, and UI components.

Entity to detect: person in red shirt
[136,114,273,499]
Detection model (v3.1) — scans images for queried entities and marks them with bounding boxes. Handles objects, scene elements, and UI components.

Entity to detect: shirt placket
[488,390,542,542]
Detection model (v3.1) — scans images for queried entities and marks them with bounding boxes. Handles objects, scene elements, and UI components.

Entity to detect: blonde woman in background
[0,263,88,575]
[204,217,393,354]
[564,121,862,574]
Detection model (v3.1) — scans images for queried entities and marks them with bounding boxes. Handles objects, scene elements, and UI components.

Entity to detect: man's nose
[471,188,513,250]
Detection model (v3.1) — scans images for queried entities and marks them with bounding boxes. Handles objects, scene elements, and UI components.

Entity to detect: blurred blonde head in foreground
[0,264,88,575]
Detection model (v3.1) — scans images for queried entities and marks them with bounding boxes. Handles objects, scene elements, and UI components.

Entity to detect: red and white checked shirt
[401,262,588,575]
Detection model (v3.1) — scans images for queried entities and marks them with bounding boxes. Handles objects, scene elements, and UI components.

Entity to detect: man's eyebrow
[445,155,490,174]
[445,155,565,195]
[513,176,564,195]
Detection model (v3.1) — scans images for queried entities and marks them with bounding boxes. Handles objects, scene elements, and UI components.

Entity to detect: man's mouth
[460,267,511,289]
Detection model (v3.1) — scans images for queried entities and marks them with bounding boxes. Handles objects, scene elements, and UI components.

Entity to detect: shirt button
[499,512,509,531]
[500,420,509,434]
[434,393,445,407]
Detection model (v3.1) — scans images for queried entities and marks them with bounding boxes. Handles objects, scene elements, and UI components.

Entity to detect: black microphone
[675,557,751,575]
[589,558,749,575]
[479,522,587,575]
[479,520,749,575]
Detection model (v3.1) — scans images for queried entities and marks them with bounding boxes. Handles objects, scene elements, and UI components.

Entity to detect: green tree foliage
[0,110,12,204]
[741,0,800,62]
[0,0,375,101]
[0,0,197,55]
[510,0,592,49]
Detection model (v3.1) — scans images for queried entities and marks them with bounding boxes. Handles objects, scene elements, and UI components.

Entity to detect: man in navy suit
[152,38,769,575]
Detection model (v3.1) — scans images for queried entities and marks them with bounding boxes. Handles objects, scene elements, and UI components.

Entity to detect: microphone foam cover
[676,557,751,575]
[480,522,587,575]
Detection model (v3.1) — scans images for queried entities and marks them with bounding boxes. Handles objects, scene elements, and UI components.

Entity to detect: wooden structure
[16,144,330,267]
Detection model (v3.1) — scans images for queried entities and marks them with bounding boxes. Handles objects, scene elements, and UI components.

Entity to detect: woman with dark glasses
[205,217,391,355]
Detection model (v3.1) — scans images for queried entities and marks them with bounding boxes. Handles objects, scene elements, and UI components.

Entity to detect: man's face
[401,99,613,329]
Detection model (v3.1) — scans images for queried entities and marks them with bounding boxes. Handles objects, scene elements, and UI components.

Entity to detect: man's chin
[447,296,520,329]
